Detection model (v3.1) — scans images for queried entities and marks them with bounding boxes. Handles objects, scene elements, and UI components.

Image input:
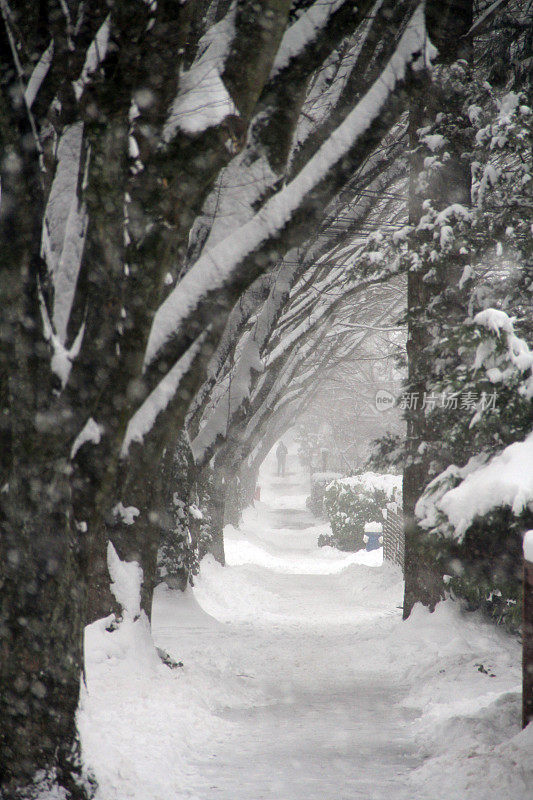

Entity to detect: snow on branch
[191,334,263,461]
[272,0,348,77]
[42,122,88,344]
[145,2,435,370]
[524,530,533,564]
[73,15,111,101]
[472,309,533,400]
[191,258,305,454]
[39,286,85,388]
[121,332,208,458]
[466,0,509,38]
[163,7,238,139]
[195,153,277,253]
[70,418,103,459]
[24,41,54,109]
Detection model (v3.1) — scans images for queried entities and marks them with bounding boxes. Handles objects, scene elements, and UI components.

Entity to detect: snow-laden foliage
[406,87,532,628]
[413,310,533,619]
[418,432,533,539]
[360,69,532,625]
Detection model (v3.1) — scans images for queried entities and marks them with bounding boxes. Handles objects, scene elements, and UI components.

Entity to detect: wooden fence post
[523,531,533,728]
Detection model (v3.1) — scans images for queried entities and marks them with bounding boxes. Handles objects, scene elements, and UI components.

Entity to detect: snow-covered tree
[1,2,444,793]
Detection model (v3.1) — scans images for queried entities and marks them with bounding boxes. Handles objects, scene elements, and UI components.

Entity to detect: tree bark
[0,462,88,798]
[403,0,473,618]
[0,33,89,794]
[523,556,533,727]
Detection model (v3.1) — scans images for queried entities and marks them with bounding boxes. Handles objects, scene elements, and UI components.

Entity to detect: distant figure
[276,441,288,476]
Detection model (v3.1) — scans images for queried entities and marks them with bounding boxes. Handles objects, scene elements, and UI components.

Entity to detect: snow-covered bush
[319,473,401,552]
[415,312,533,630]
[306,471,342,516]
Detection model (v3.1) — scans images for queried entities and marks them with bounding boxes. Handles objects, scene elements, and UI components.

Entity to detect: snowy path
[80,451,531,800]
[152,465,416,799]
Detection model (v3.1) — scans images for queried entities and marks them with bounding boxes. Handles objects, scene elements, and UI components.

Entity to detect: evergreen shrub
[319,472,402,551]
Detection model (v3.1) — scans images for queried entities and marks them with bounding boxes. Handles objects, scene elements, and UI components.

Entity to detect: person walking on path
[276,441,288,476]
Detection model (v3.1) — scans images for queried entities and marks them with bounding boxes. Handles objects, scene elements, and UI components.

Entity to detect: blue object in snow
[364,522,383,552]
[365,533,382,552]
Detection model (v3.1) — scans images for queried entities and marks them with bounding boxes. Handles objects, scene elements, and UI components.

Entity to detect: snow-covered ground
[79,448,532,799]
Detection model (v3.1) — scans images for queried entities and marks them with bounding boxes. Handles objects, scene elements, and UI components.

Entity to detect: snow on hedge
[331,471,402,502]
[364,521,383,533]
[417,431,533,541]
[312,471,344,483]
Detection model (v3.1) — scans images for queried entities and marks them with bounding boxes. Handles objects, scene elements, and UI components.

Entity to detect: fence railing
[382,503,404,571]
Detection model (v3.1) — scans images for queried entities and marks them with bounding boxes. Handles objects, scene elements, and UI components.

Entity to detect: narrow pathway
[153,452,419,799]
[81,449,527,800]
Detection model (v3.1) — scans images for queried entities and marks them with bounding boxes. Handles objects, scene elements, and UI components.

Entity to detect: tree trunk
[84,441,166,623]
[0,461,88,798]
[403,0,473,618]
[239,461,261,509]
[206,456,227,565]
[157,434,196,593]
[523,554,533,728]
[0,48,90,793]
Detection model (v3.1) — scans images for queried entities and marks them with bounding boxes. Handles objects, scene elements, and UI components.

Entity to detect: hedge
[318,472,402,552]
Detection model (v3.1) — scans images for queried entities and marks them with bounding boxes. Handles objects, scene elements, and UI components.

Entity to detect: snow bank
[224,523,384,575]
[79,559,216,797]
[388,601,530,800]
[79,608,212,799]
